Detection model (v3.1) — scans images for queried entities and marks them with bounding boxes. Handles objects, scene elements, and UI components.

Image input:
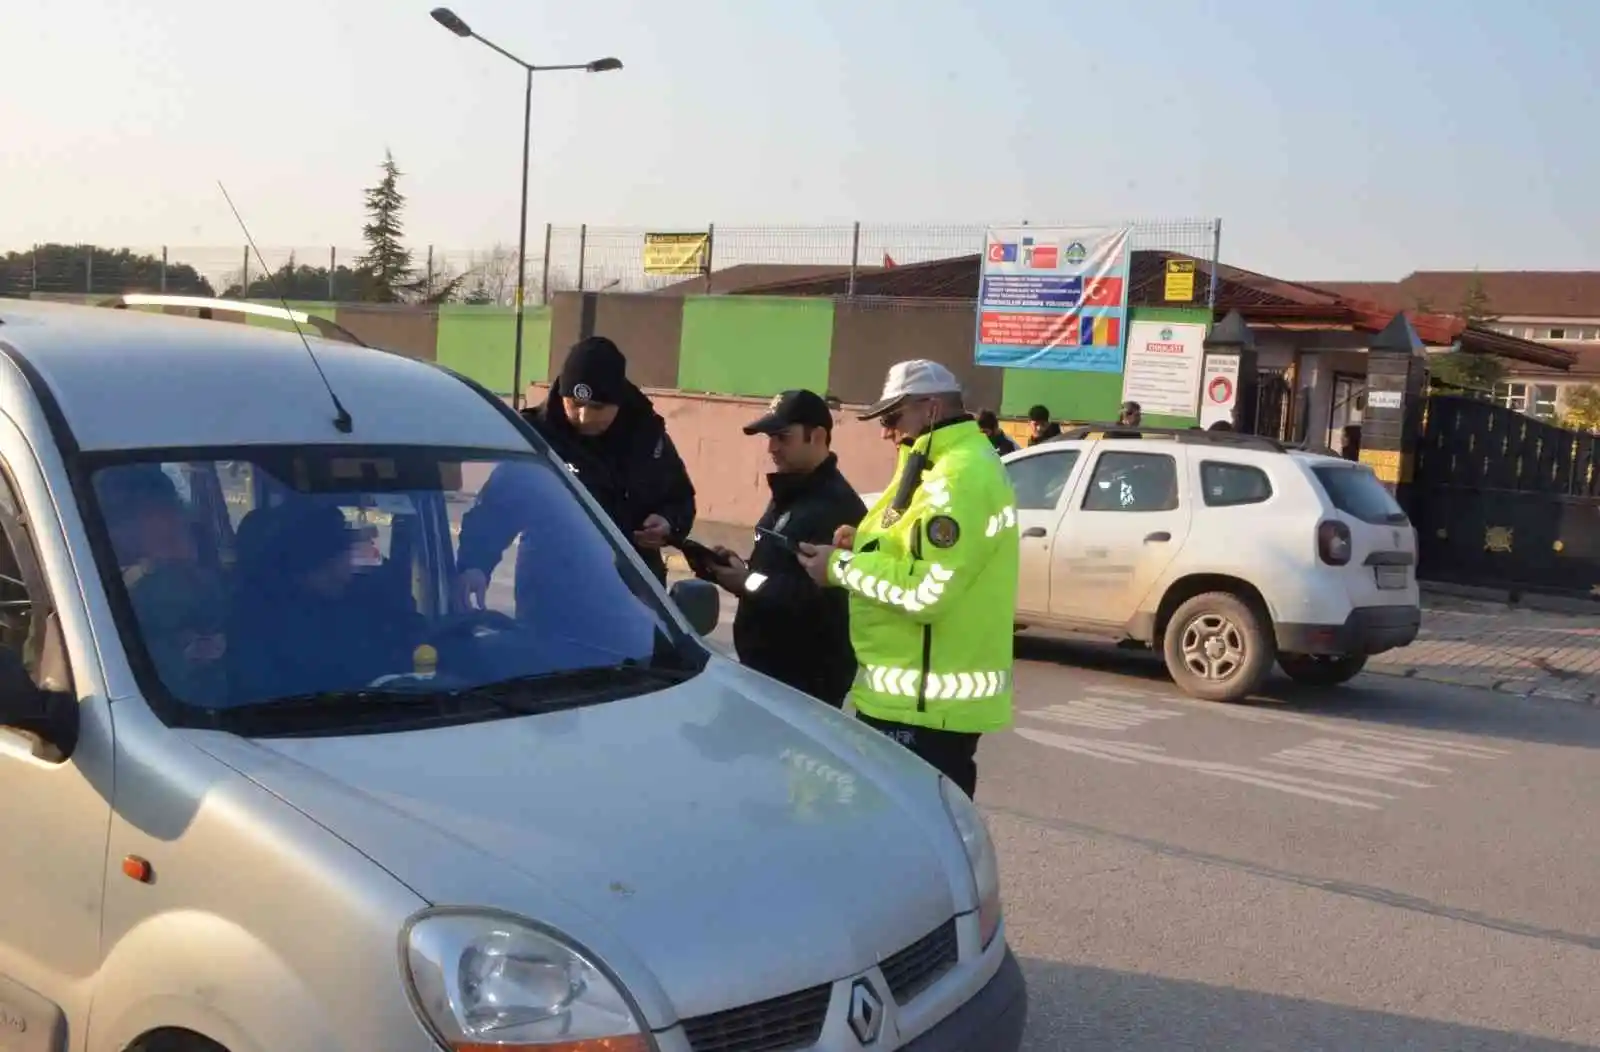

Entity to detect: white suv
[993,427,1419,701]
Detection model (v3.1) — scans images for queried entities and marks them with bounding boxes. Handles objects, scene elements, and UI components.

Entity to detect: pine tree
[1428,268,1505,396]
[1459,270,1498,326]
[355,150,415,303]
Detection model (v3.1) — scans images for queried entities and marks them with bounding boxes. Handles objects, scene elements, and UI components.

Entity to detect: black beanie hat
[559,336,628,404]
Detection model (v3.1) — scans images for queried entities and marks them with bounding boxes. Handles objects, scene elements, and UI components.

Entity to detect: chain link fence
[1,219,1222,304]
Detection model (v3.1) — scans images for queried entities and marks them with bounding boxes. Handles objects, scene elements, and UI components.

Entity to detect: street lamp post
[429,7,621,410]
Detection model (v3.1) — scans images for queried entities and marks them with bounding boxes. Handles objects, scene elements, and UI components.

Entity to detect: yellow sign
[643,232,710,276]
[1357,448,1413,484]
[1164,259,1196,302]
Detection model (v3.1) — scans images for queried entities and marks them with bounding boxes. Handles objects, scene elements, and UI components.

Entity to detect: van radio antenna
[216,181,354,434]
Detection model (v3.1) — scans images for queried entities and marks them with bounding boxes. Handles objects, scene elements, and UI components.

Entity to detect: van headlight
[404,911,649,1051]
[939,778,1003,949]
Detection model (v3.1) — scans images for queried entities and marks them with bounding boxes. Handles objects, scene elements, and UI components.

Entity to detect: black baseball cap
[743,389,834,435]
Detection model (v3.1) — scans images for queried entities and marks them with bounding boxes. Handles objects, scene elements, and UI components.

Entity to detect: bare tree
[461,243,520,305]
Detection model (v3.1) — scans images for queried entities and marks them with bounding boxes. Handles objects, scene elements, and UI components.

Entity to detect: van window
[1200,461,1272,507]
[1312,465,1408,525]
[84,446,704,730]
[0,471,43,682]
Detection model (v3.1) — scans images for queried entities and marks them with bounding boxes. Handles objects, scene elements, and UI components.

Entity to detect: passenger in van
[230,502,419,702]
[457,335,696,597]
[95,465,231,703]
[95,465,199,577]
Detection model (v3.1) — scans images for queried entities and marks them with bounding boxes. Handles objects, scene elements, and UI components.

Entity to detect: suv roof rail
[100,294,369,347]
[1054,423,1289,453]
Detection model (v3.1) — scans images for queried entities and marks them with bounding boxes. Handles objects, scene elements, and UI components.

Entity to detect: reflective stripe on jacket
[827,418,1020,733]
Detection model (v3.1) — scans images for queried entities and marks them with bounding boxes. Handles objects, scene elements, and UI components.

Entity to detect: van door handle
[1144,531,1171,543]
[1022,527,1047,538]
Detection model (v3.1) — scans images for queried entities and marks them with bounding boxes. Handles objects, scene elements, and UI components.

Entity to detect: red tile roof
[730,252,1575,370]
[1306,271,1600,319]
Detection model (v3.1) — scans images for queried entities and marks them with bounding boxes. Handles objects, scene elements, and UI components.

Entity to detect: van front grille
[680,981,830,1052]
[880,918,959,1004]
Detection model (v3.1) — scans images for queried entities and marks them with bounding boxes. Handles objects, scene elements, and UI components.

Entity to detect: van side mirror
[669,578,721,636]
[0,629,78,758]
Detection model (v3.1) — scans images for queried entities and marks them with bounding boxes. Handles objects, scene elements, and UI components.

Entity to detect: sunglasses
[879,397,930,430]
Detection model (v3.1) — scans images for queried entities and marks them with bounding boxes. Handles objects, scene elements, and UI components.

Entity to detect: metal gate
[1250,367,1291,441]
[1410,394,1600,598]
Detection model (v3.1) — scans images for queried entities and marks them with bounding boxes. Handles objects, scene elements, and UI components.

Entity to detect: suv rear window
[1311,465,1408,525]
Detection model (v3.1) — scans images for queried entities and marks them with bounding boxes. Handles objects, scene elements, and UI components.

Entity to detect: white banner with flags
[973,225,1131,371]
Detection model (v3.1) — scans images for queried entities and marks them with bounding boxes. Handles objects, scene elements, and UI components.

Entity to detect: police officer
[704,390,866,707]
[456,336,696,605]
[797,360,1020,797]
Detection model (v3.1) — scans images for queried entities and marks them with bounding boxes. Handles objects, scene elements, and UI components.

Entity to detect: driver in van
[230,502,419,702]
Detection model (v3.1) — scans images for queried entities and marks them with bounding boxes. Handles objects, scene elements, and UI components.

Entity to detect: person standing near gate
[796,360,1020,798]
[702,390,865,707]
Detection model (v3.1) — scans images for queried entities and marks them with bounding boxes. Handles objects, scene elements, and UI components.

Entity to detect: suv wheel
[1278,652,1368,687]
[1163,592,1275,702]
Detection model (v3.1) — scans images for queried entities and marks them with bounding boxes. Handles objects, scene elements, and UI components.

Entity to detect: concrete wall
[530,384,900,526]
[171,294,1216,429]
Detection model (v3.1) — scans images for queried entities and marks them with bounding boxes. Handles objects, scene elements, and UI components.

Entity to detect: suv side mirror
[668,578,721,636]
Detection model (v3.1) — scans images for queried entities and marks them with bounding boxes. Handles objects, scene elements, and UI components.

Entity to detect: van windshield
[83,445,704,729]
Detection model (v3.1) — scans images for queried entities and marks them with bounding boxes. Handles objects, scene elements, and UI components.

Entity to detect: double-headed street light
[430,7,622,409]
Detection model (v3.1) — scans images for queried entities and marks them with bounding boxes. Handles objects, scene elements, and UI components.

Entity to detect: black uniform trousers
[855,712,981,798]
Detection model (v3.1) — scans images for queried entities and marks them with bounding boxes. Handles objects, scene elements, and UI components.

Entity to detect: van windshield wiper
[472,661,700,713]
[206,662,700,734]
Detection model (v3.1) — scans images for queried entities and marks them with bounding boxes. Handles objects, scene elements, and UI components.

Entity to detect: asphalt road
[699,595,1600,1050]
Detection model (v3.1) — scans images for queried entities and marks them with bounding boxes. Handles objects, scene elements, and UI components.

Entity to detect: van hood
[184,662,969,1027]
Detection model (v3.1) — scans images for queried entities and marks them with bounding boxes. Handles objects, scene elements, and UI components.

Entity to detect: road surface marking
[1021,694,1186,733]
[1015,728,1394,809]
[1262,737,1467,787]
[1046,679,1509,759]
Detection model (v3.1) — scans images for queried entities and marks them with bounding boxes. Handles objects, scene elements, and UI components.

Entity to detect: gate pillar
[1361,312,1428,494]
[1202,309,1257,431]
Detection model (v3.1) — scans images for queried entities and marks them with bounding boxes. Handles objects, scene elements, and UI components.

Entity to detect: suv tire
[1278,652,1368,687]
[1163,592,1275,702]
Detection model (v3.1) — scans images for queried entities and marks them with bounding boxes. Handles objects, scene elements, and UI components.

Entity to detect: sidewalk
[1367,597,1600,703]
[669,521,1600,704]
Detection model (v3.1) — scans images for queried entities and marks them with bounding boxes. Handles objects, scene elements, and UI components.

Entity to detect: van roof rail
[1054,424,1289,453]
[102,294,369,347]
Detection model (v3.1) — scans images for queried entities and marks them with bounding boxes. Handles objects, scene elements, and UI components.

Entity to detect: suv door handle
[1022,526,1047,538]
[1144,531,1171,543]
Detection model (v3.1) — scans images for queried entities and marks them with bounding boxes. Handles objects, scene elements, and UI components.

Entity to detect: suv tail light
[1317,520,1353,566]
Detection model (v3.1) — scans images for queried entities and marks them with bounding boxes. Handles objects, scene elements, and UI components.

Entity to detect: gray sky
[7,0,1597,279]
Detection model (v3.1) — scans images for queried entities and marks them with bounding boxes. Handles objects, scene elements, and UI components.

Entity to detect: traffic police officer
[797,360,1020,797]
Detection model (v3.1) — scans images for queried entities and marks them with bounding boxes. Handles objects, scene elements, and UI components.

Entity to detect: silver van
[0,299,1026,1052]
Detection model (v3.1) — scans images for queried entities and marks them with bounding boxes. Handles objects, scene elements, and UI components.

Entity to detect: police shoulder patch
[926,514,961,548]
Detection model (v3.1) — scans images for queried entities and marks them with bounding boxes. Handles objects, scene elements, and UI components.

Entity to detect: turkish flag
[1083,277,1124,305]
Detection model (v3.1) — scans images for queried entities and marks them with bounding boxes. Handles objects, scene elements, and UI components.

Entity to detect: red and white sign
[1199,353,1241,428]
[1121,320,1207,418]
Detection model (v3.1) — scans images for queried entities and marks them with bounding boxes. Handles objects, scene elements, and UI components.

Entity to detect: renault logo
[847,977,884,1045]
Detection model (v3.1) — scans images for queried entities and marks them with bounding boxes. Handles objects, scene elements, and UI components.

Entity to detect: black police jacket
[458,383,696,585]
[731,454,867,705]
[526,383,696,581]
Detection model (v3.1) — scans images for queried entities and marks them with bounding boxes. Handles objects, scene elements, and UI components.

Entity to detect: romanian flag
[1080,314,1121,347]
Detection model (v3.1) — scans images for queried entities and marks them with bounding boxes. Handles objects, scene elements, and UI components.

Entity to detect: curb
[1363,663,1600,705]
